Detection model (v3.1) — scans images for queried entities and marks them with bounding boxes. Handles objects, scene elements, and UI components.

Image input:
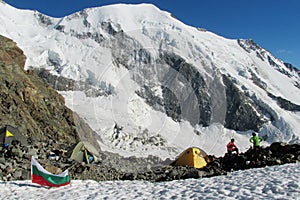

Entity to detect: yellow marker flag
[6,130,14,137]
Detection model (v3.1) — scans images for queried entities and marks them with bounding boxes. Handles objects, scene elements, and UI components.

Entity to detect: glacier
[0,2,299,160]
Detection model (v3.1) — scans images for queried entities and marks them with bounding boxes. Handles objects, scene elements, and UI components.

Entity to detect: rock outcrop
[0,35,80,144]
[1,136,299,182]
[117,142,300,182]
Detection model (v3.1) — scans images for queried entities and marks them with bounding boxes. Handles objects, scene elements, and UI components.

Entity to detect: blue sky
[4,0,300,68]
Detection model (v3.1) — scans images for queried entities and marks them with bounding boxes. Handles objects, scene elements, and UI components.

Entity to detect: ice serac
[1,2,300,158]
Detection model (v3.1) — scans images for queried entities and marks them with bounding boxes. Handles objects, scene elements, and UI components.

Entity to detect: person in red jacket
[227,138,239,155]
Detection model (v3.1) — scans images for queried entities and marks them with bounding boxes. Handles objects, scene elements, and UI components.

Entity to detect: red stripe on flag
[32,174,70,187]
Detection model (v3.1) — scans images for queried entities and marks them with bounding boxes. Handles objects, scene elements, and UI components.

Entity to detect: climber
[249,132,263,150]
[249,132,263,160]
[227,138,239,155]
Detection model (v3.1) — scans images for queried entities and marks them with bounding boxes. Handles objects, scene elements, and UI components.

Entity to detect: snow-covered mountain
[1,2,300,159]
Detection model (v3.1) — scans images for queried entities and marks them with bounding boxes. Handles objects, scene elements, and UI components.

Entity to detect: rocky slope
[0,35,75,143]
[0,35,101,146]
[0,35,103,179]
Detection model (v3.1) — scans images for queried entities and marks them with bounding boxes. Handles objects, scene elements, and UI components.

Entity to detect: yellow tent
[173,147,210,169]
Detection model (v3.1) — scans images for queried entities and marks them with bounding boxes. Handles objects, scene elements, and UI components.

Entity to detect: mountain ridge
[1,2,299,158]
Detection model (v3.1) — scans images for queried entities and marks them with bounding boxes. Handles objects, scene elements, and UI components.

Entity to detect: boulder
[13,170,22,179]
[269,142,286,156]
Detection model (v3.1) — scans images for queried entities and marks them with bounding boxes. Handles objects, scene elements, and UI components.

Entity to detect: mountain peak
[1,3,300,159]
[72,3,172,32]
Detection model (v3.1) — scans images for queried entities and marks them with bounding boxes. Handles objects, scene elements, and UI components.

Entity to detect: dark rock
[0,157,5,164]
[269,142,286,156]
[223,75,265,131]
[282,154,295,163]
[122,173,137,180]
[13,170,22,179]
[27,149,38,158]
[275,159,282,165]
[182,168,202,179]
[267,93,300,111]
[11,148,23,158]
[168,168,179,179]
[21,170,30,180]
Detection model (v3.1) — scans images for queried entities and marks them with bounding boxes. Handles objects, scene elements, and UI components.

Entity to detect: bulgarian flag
[31,157,70,187]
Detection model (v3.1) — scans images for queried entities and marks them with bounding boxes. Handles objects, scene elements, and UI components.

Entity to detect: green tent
[0,125,28,147]
[69,141,100,164]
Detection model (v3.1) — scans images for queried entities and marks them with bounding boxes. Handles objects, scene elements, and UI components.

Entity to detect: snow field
[0,163,299,199]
